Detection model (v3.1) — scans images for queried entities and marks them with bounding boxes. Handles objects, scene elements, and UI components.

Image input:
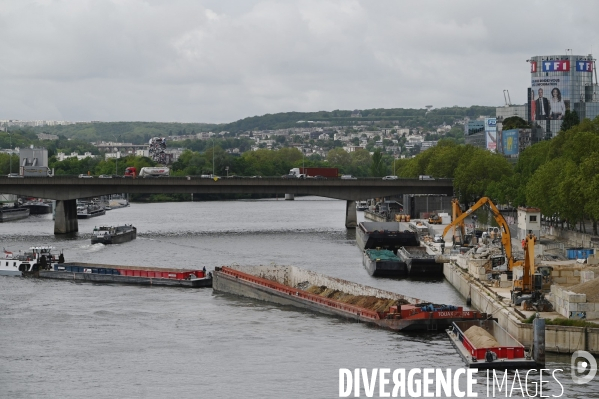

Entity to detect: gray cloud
[0,0,596,123]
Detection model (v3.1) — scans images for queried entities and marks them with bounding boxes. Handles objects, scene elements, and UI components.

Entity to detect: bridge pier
[54,199,78,234]
[345,200,357,228]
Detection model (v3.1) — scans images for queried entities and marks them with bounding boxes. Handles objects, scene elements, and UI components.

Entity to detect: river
[0,198,595,398]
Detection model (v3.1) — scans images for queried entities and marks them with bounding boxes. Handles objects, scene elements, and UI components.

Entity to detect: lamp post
[226,166,229,178]
[212,138,215,176]
[8,131,12,175]
[113,135,121,175]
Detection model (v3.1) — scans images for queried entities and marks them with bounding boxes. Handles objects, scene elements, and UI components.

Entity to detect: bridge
[0,176,453,234]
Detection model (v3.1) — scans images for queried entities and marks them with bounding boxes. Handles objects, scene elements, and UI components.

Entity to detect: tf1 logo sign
[576,61,593,72]
[542,60,570,72]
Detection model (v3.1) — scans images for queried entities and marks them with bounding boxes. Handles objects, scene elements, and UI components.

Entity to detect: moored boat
[447,319,540,369]
[356,201,368,211]
[77,202,106,219]
[20,200,52,214]
[363,248,407,276]
[397,246,449,276]
[356,222,419,252]
[213,265,487,331]
[0,206,30,222]
[91,225,137,245]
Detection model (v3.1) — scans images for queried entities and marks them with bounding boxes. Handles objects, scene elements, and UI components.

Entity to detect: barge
[213,265,487,331]
[363,248,407,277]
[20,200,52,215]
[397,246,448,276]
[77,202,106,219]
[0,206,30,222]
[357,222,419,252]
[40,262,211,288]
[91,225,137,245]
[447,319,540,369]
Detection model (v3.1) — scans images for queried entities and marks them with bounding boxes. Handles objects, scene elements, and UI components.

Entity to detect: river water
[0,198,596,398]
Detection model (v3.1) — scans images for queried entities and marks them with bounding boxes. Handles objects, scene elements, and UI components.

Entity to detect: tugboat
[1,246,59,276]
[91,225,137,245]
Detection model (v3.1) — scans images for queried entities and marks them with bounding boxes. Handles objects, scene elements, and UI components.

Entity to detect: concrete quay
[444,260,599,355]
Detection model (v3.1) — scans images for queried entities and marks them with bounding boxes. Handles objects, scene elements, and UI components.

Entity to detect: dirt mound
[302,284,408,312]
[464,325,500,349]
[568,277,599,302]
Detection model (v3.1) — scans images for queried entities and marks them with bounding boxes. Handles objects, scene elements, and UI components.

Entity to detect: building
[527,53,599,137]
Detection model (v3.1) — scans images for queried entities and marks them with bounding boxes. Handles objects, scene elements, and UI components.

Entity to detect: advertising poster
[502,129,519,155]
[531,76,571,121]
[484,117,497,152]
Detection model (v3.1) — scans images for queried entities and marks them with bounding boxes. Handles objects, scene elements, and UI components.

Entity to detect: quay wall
[444,262,599,355]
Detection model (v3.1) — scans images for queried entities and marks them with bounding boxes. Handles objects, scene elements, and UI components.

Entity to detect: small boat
[0,246,58,276]
[356,201,368,211]
[77,202,106,219]
[91,225,137,245]
[363,248,407,276]
[447,319,538,369]
[0,206,30,222]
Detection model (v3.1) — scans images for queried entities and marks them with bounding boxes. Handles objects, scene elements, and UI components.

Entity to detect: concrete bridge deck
[0,176,454,234]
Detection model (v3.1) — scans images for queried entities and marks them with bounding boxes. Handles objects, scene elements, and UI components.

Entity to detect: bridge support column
[285,194,295,200]
[54,199,78,234]
[345,200,357,228]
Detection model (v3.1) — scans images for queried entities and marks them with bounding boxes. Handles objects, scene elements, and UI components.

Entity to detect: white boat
[0,247,58,276]
[356,201,368,211]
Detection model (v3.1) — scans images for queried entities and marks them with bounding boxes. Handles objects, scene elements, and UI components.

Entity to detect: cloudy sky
[1,0,597,123]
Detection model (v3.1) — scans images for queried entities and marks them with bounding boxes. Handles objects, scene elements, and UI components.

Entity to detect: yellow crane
[442,197,522,272]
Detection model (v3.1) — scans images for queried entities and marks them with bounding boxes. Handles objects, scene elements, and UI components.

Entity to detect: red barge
[39,262,212,288]
[213,265,488,332]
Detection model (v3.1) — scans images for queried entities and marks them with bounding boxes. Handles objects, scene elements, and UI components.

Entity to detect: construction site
[422,197,599,354]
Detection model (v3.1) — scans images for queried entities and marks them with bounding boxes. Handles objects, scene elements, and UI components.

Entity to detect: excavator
[511,233,553,311]
[443,197,552,310]
[442,197,519,272]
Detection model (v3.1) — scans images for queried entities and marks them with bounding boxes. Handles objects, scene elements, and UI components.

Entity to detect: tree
[560,110,580,131]
[502,116,529,130]
[326,148,351,169]
[370,149,386,177]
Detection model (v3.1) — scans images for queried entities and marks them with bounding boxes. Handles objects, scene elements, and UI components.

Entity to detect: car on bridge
[78,174,93,179]
[281,174,298,179]
[382,175,398,180]
[7,173,22,178]
[340,175,357,180]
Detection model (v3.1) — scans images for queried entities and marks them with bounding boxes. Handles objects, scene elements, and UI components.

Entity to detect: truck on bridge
[289,167,339,179]
[124,166,170,178]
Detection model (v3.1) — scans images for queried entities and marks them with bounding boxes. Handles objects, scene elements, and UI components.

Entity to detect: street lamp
[226,166,229,178]
[8,131,12,175]
[212,138,215,176]
[113,135,121,175]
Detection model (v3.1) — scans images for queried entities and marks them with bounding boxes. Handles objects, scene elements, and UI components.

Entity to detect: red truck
[289,167,339,178]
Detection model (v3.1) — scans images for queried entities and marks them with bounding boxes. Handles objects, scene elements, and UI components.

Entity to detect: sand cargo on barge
[213,265,487,331]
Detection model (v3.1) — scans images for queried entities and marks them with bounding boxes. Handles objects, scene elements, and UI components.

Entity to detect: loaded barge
[447,319,543,369]
[40,262,211,288]
[213,265,487,331]
[397,246,448,276]
[362,249,407,277]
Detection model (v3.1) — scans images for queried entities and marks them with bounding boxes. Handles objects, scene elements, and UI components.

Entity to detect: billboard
[502,129,519,156]
[530,76,571,121]
[485,118,497,152]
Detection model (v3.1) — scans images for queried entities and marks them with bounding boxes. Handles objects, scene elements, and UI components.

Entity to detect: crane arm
[442,197,520,271]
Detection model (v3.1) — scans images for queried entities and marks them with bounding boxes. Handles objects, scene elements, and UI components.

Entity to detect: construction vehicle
[428,214,443,224]
[442,197,521,273]
[511,233,553,311]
